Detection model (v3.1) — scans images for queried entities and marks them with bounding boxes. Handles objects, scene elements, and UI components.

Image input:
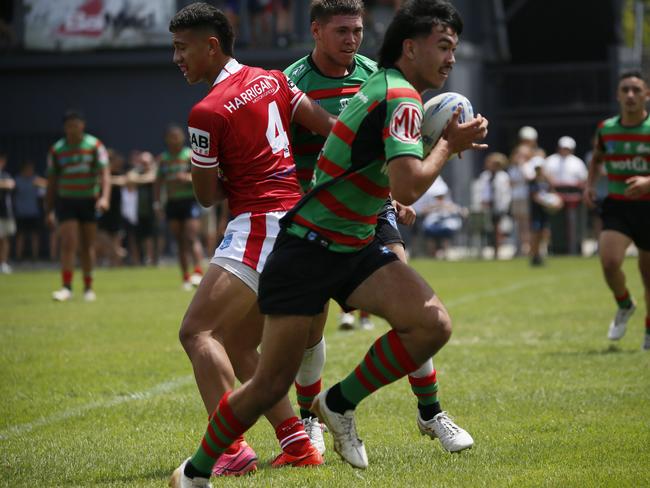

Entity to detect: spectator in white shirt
[543,136,588,189]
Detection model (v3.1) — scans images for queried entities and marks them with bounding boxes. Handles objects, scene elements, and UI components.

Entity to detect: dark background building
[0,0,645,205]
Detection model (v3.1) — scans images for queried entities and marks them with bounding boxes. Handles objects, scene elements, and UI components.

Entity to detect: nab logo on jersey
[189,126,210,156]
[390,102,422,145]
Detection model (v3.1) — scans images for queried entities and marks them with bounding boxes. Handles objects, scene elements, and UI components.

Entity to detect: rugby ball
[421,92,474,157]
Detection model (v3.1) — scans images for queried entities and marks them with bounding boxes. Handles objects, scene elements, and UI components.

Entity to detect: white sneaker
[0,262,12,274]
[52,288,72,302]
[643,334,650,351]
[182,281,194,292]
[169,458,212,488]
[310,389,367,469]
[302,416,326,454]
[190,273,203,287]
[339,312,355,331]
[607,302,636,340]
[83,290,96,302]
[417,411,474,452]
[359,317,375,330]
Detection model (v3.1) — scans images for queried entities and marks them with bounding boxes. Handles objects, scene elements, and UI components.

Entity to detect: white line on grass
[0,375,194,440]
[444,275,558,308]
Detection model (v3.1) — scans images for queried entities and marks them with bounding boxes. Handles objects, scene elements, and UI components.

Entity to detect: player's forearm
[44,176,57,213]
[392,141,452,205]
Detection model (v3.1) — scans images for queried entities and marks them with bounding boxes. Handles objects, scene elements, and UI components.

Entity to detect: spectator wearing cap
[543,136,588,189]
[543,136,588,255]
[518,125,539,149]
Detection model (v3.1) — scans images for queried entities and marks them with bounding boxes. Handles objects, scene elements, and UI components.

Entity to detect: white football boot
[83,290,97,302]
[169,458,212,488]
[302,416,326,455]
[52,288,72,302]
[339,312,355,331]
[607,302,636,340]
[417,411,474,452]
[310,389,367,469]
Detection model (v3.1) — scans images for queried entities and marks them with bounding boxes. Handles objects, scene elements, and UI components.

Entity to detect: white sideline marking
[444,276,557,308]
[0,375,193,440]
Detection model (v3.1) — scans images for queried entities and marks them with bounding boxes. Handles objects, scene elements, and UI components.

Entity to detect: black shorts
[56,198,97,223]
[258,231,399,316]
[601,197,650,251]
[16,216,41,232]
[375,201,404,247]
[136,215,156,239]
[165,198,200,221]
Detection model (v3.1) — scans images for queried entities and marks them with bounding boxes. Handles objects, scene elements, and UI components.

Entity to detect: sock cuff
[295,378,322,395]
[408,369,437,387]
[615,290,630,301]
[212,391,250,435]
[386,330,419,373]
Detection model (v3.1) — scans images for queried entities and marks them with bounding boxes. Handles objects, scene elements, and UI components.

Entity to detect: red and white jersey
[188,59,306,216]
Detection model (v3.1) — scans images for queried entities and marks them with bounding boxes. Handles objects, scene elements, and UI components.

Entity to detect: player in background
[168,4,336,485]
[45,110,111,302]
[285,0,472,454]
[583,70,650,350]
[156,125,205,290]
[171,1,488,483]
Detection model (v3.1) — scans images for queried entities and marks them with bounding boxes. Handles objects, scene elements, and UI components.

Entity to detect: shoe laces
[434,412,461,438]
[302,417,322,436]
[338,412,362,446]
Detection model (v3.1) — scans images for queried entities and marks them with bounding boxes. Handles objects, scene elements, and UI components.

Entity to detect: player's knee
[420,305,452,346]
[601,255,622,275]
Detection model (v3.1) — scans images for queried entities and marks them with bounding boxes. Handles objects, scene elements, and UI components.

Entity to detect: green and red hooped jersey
[157,147,195,200]
[284,53,377,192]
[47,133,108,199]
[596,114,650,201]
[284,68,424,253]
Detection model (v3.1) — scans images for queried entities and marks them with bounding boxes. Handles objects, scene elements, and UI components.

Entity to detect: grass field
[1,257,649,487]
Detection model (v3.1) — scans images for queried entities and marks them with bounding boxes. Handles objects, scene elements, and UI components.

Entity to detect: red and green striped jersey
[47,133,108,199]
[597,114,650,201]
[157,147,194,200]
[284,68,423,253]
[284,53,376,191]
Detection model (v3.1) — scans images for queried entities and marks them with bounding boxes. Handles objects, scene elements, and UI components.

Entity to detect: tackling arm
[292,95,336,137]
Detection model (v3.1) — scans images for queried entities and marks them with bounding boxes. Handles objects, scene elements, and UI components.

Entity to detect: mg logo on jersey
[390,102,422,144]
[189,127,210,156]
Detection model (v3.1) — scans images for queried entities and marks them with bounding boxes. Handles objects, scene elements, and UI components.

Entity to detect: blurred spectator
[413,177,466,259]
[13,161,47,262]
[127,151,158,265]
[517,125,539,150]
[0,153,16,273]
[543,136,588,190]
[96,149,127,267]
[507,143,535,256]
[529,159,563,266]
[121,154,139,265]
[476,152,512,259]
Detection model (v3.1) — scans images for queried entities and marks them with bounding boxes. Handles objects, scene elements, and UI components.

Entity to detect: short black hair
[378,0,463,68]
[310,0,364,23]
[169,2,234,57]
[63,109,85,122]
[619,70,646,83]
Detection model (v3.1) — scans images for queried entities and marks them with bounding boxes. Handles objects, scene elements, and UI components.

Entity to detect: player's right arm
[583,131,604,208]
[389,109,488,205]
[188,105,227,208]
[292,95,336,137]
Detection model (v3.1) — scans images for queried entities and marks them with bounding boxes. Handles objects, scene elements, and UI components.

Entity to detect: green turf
[1,257,648,487]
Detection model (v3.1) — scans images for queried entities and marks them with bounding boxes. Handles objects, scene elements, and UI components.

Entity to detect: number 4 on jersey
[266,101,290,157]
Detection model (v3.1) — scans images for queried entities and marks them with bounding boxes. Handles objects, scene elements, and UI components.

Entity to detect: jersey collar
[213,58,243,86]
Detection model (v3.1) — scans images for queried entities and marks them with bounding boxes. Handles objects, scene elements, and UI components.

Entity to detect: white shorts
[0,218,16,238]
[210,211,284,293]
